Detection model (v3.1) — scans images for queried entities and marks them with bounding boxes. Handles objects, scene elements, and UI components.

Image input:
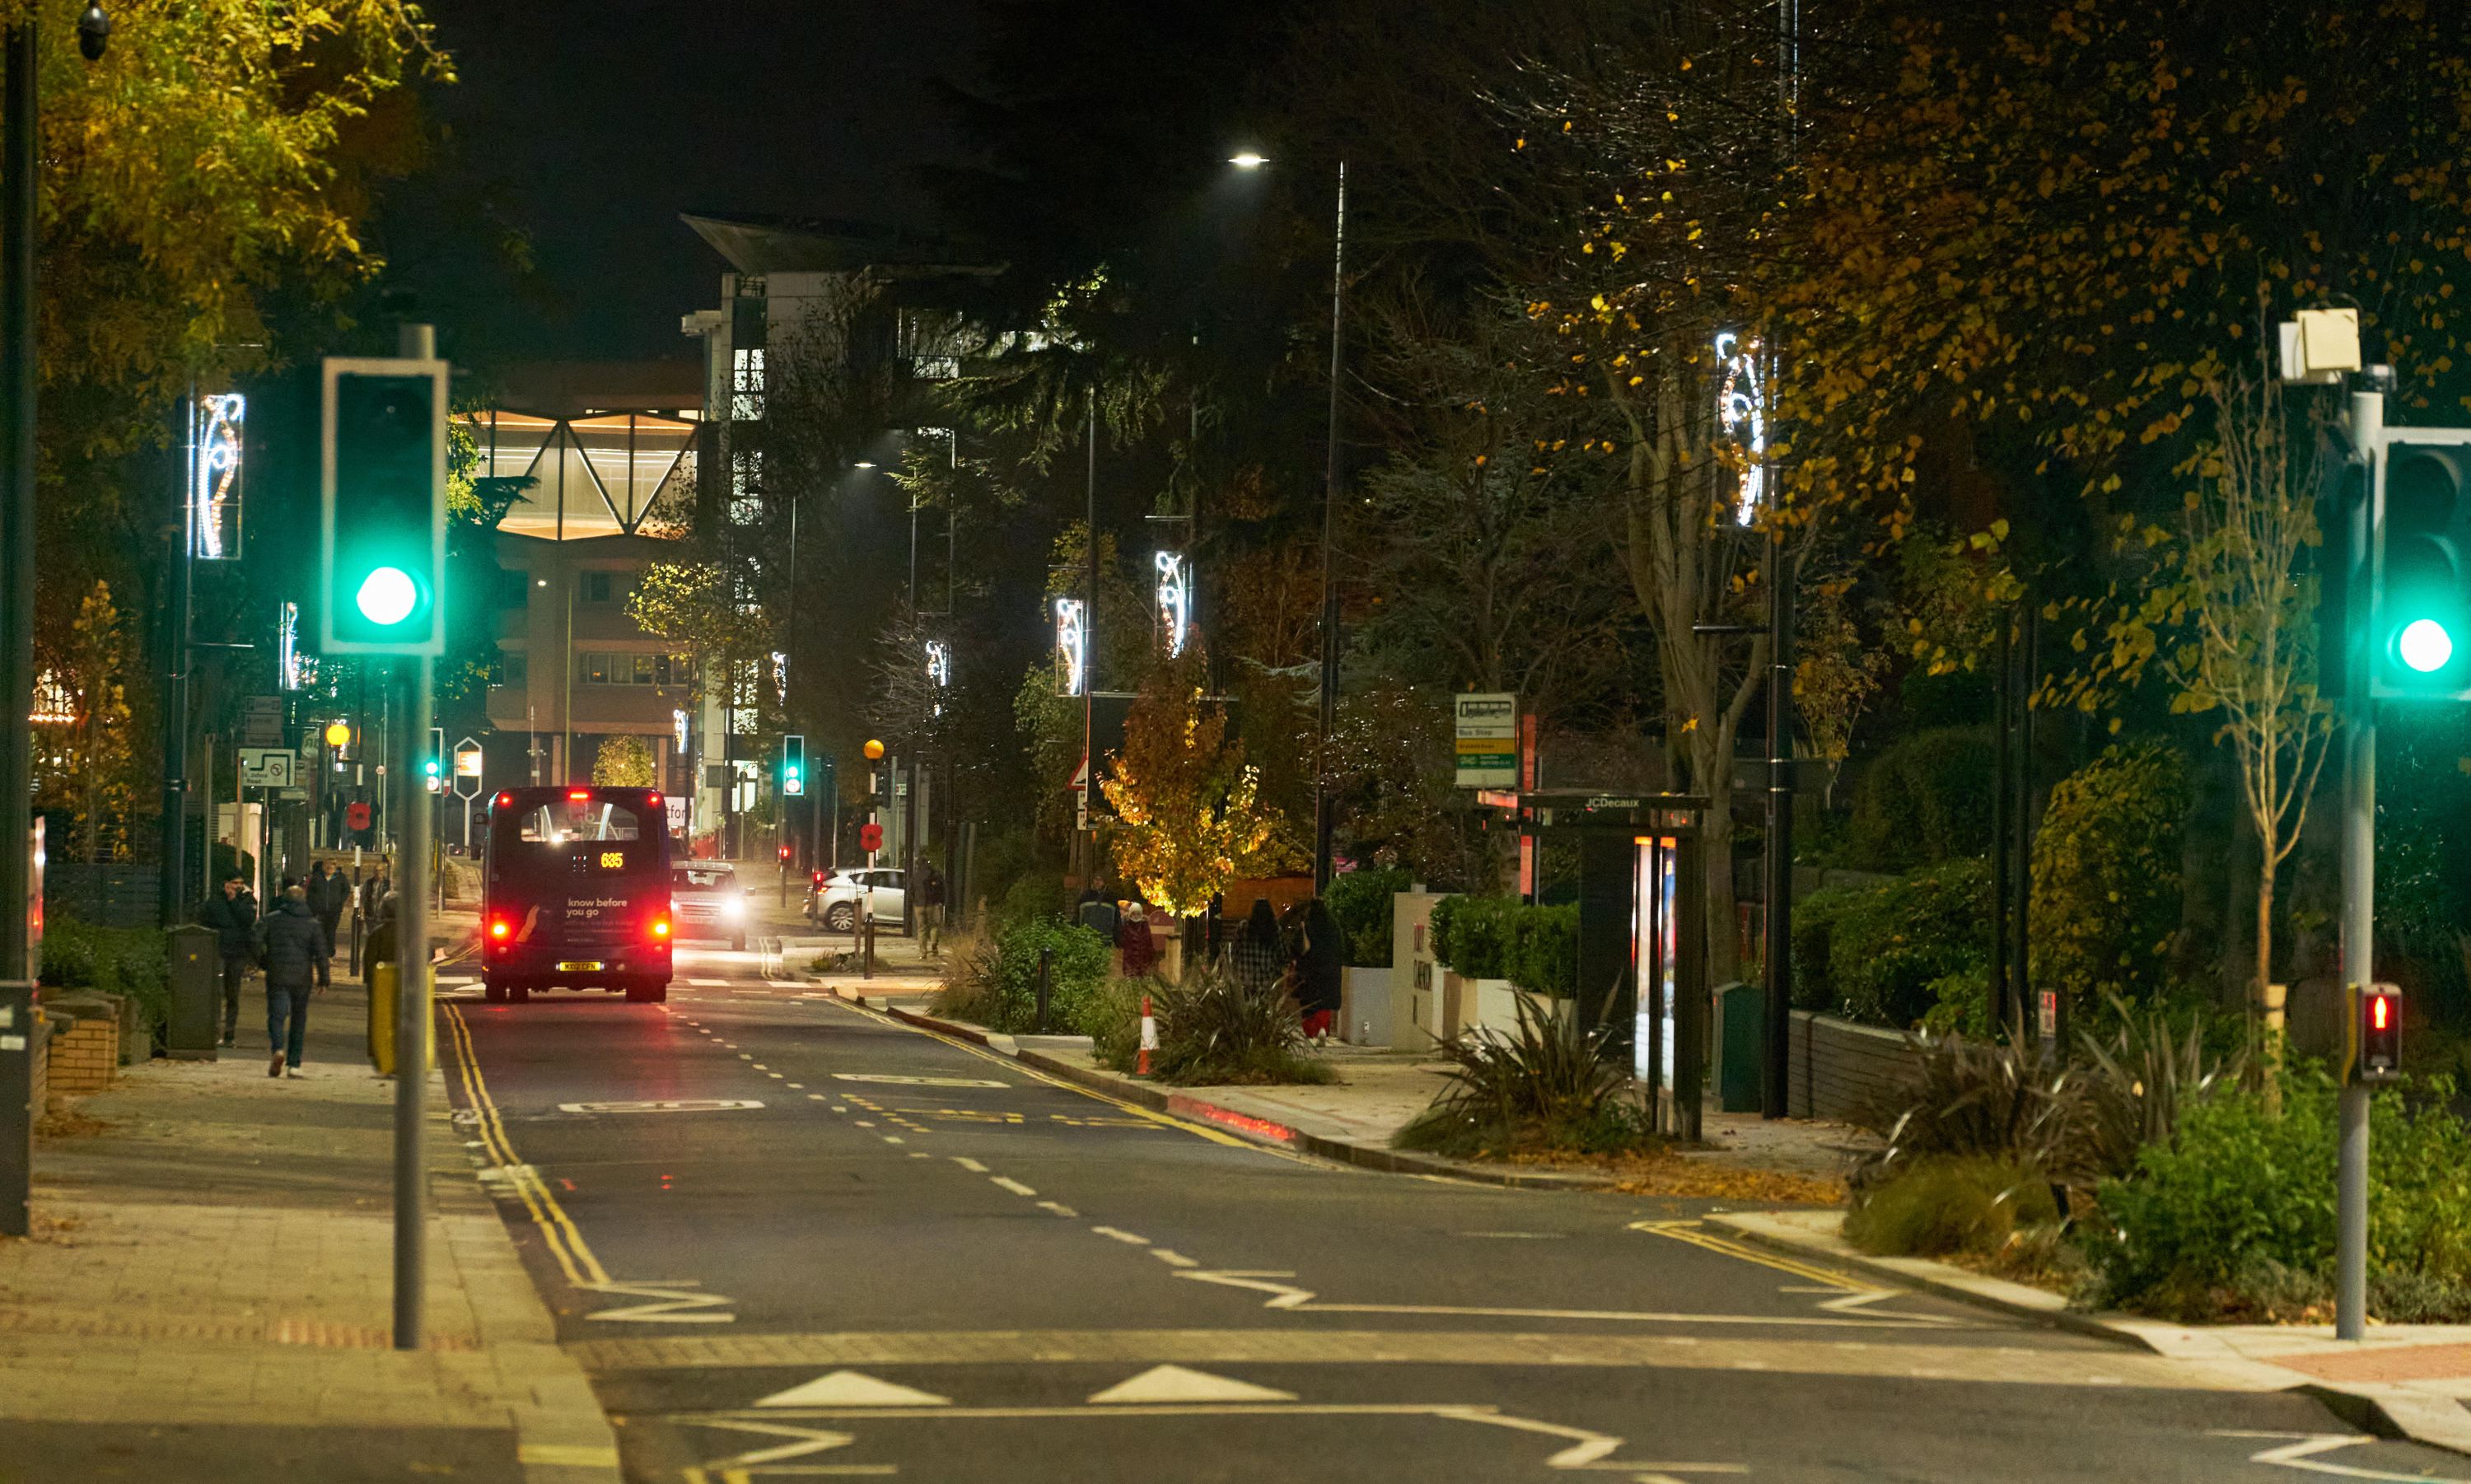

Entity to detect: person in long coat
[1294,898,1347,1042]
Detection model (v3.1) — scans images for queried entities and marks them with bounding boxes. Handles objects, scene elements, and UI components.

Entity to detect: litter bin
[365,962,436,1077]
[1715,981,1765,1113]
[165,924,221,1060]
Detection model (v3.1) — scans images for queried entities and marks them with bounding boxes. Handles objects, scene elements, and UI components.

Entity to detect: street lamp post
[3,4,110,1239]
[1228,150,1348,894]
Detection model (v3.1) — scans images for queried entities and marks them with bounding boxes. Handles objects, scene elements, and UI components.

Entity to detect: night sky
[406,0,981,364]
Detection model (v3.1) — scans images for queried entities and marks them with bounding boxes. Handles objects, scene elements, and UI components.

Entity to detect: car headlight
[722,896,744,918]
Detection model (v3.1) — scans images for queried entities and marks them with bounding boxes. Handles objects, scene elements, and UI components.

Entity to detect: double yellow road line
[441,1001,610,1288]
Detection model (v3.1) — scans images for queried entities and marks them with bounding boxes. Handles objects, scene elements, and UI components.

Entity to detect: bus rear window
[507,799,644,844]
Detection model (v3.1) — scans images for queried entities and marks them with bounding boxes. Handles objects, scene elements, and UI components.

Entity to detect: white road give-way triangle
[753,1370,952,1407]
[1086,1365,1296,1404]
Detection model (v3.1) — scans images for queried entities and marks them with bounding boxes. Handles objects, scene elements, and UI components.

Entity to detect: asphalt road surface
[439,950,2471,1483]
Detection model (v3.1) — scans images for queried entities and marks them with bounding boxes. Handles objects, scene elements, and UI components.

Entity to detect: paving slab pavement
[0,968,620,1484]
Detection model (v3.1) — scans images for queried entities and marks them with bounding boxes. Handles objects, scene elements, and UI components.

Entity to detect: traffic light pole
[388,320,437,1352]
[394,653,432,1350]
[2336,377,2384,1342]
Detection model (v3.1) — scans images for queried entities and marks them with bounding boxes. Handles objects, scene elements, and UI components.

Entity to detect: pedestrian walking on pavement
[199,872,260,1046]
[1230,897,1286,996]
[307,861,349,978]
[359,862,392,924]
[261,884,328,1078]
[1294,898,1347,1043]
[918,862,947,957]
[1117,900,1157,979]
[364,892,399,971]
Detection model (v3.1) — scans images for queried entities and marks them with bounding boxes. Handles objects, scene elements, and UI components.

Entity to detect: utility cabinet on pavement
[365,962,434,1076]
[1715,982,1765,1113]
[165,925,221,1060]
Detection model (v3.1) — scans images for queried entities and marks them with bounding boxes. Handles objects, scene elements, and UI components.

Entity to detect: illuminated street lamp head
[323,721,351,748]
[2399,617,2455,674]
[355,566,418,626]
[863,738,886,761]
[852,460,877,470]
[1228,152,1268,170]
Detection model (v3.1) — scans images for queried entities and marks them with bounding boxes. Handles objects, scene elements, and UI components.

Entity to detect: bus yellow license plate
[556,960,604,972]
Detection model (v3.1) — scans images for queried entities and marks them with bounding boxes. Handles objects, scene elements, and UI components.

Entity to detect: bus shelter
[1478,791,1708,1139]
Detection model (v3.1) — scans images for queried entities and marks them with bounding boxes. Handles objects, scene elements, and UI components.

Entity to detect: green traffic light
[2400,618,2455,674]
[356,566,418,626]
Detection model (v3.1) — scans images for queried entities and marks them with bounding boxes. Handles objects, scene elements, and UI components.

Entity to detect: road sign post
[452,737,482,850]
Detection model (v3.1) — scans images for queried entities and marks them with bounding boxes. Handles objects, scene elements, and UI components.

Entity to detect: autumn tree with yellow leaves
[1100,650,1300,918]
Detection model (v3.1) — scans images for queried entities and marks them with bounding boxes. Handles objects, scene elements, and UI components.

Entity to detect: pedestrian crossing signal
[319,357,446,657]
[782,733,806,796]
[2352,983,2403,1084]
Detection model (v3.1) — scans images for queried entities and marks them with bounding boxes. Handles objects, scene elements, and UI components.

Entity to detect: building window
[730,448,763,524]
[492,653,528,688]
[581,572,613,604]
[731,347,765,422]
[497,567,529,607]
[631,653,655,686]
[584,654,612,685]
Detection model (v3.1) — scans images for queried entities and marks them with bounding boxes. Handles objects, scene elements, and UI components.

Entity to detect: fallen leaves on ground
[1506,1147,1847,1204]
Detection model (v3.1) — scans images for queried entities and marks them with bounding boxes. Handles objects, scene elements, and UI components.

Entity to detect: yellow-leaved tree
[1100,650,1298,919]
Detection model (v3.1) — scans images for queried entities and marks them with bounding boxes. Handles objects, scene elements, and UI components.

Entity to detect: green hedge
[42,915,170,1029]
[2030,741,2188,1012]
[1845,726,1997,871]
[984,917,1115,1034]
[1325,868,1409,968]
[1430,896,1576,996]
[1797,859,1992,1029]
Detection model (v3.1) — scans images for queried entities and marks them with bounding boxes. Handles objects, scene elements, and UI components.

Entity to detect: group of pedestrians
[1114,891,1346,1041]
[198,858,393,1080]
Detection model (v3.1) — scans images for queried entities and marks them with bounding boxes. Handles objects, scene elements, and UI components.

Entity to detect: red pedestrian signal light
[2355,982,2403,1084]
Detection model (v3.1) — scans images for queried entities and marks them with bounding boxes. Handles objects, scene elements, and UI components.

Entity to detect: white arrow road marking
[1172,1267,1965,1328]
[1087,1365,1296,1404]
[2214,1430,2471,1480]
[689,1417,862,1467]
[754,1370,953,1408]
[577,1279,736,1323]
[686,1401,1741,1478]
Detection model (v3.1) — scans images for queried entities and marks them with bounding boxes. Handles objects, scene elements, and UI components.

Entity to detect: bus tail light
[568,789,590,801]
[488,917,511,942]
[649,914,671,941]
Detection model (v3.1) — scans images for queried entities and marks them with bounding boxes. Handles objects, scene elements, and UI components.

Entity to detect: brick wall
[44,1000,121,1096]
[1787,1010,1922,1123]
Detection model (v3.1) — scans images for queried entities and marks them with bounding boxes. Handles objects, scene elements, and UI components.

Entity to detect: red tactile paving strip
[2268,1342,2471,1384]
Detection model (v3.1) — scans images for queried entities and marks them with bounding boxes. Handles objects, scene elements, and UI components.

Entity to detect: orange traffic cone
[1137,994,1157,1077]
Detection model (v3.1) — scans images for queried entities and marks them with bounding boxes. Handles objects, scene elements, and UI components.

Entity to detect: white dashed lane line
[951,1157,988,1174]
[1037,1201,1079,1218]
[989,1177,1038,1198]
[1151,1249,1199,1268]
[1091,1226,1148,1246]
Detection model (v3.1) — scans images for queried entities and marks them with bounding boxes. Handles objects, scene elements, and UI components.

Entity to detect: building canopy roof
[680,211,998,278]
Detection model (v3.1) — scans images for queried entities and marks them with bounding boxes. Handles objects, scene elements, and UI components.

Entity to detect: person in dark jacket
[199,873,259,1046]
[1293,898,1347,1042]
[261,885,328,1078]
[306,861,348,985]
[1229,897,1287,996]
[363,892,399,971]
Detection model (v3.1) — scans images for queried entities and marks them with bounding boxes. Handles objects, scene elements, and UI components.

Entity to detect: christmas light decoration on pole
[1154,550,1190,656]
[1714,331,1767,526]
[924,638,950,717]
[1053,597,1086,697]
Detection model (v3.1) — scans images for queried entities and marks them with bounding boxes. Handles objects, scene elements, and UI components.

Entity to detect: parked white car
[806,867,904,933]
